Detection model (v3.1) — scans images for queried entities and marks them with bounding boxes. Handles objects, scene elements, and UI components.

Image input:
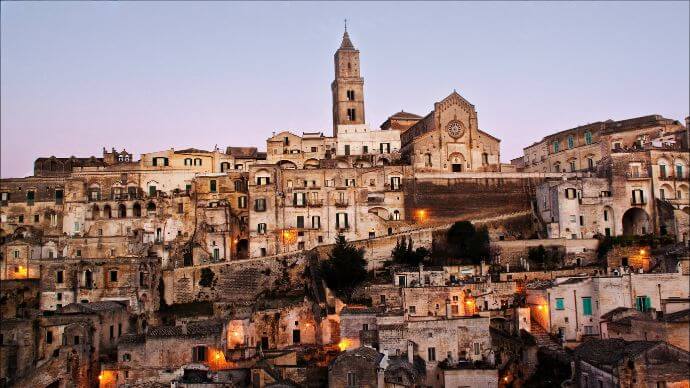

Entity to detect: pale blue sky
[2,1,688,177]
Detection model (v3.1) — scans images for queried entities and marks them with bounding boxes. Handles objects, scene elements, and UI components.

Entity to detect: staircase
[530,321,572,363]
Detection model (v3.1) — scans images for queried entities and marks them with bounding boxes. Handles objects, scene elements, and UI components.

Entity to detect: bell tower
[331,22,365,136]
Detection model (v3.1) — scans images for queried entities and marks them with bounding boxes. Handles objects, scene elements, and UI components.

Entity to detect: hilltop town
[1,28,689,388]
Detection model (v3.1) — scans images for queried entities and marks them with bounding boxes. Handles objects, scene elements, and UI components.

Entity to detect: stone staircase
[530,321,572,363]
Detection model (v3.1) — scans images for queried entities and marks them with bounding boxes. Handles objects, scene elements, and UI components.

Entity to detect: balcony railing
[307,199,323,207]
[659,173,687,181]
[626,171,649,179]
[335,199,349,207]
[631,198,647,206]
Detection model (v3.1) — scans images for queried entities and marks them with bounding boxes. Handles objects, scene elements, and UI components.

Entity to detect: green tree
[320,236,368,302]
[528,245,562,270]
[391,237,429,266]
[446,221,490,264]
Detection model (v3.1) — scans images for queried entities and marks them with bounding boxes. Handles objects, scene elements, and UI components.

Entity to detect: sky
[1,1,688,178]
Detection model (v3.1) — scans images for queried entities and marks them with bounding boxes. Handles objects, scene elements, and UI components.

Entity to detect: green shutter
[582,297,592,316]
[555,298,564,310]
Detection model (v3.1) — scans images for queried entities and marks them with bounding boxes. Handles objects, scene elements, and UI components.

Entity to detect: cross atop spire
[339,20,355,50]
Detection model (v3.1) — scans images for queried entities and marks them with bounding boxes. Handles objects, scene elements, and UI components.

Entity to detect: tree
[446,221,491,264]
[391,237,429,266]
[528,245,562,270]
[320,236,368,302]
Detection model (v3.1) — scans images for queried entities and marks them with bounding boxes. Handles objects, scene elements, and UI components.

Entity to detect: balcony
[307,199,323,207]
[335,199,349,208]
[659,173,687,181]
[292,202,306,208]
[631,198,647,206]
[626,171,649,180]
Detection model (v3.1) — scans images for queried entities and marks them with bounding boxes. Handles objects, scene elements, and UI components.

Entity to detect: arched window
[194,158,202,166]
[146,202,156,214]
[92,205,100,220]
[393,210,400,221]
[567,135,574,149]
[118,204,127,218]
[553,141,560,153]
[103,204,112,219]
[133,202,142,217]
[184,158,192,166]
[220,162,230,172]
[584,131,593,145]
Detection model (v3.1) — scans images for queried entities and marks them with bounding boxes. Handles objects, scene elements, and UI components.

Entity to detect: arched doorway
[236,239,249,259]
[449,152,466,172]
[622,208,651,236]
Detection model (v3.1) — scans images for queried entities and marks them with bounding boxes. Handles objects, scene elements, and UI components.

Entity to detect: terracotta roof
[174,148,211,154]
[119,334,145,344]
[573,339,660,368]
[331,346,383,368]
[226,147,264,159]
[663,309,690,323]
[340,306,380,315]
[147,319,224,338]
[389,111,422,120]
[59,301,127,314]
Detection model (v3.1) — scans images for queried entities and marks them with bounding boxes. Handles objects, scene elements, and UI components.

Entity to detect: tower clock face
[446,121,465,138]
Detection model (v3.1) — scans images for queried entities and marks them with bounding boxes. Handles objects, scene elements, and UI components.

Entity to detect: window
[34,214,39,223]
[584,131,592,145]
[260,248,267,257]
[149,186,157,197]
[258,223,267,234]
[56,270,64,284]
[311,216,320,229]
[380,143,390,154]
[427,347,436,361]
[553,141,560,153]
[604,210,609,221]
[347,108,356,121]
[363,323,369,331]
[178,203,184,213]
[409,305,416,314]
[110,270,118,282]
[76,249,82,257]
[390,177,401,190]
[660,164,667,177]
[567,135,574,149]
[676,164,684,178]
[184,158,192,166]
[194,158,202,166]
[579,215,584,226]
[555,298,564,310]
[212,248,220,260]
[209,180,217,193]
[293,192,306,206]
[565,188,577,199]
[346,90,355,101]
[55,189,63,204]
[296,216,305,228]
[635,296,651,312]
[347,372,357,387]
[380,295,386,304]
[584,326,594,335]
[336,212,349,229]
[57,292,62,301]
[344,145,350,156]
[46,331,53,344]
[482,152,489,165]
[570,161,576,172]
[238,196,247,209]
[473,342,480,355]
[122,353,131,362]
[110,325,115,339]
[256,176,270,185]
[192,346,207,362]
[393,210,400,221]
[254,198,266,212]
[660,188,666,199]
[582,297,592,316]
[362,145,368,154]
[345,179,355,187]
[587,158,594,169]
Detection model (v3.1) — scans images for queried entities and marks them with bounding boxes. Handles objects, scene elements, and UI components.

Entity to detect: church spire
[339,19,355,50]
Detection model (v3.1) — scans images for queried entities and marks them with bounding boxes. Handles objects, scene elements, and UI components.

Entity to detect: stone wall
[164,251,308,305]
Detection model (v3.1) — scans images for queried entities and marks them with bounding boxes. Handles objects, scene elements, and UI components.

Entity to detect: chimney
[445,299,452,319]
[407,341,414,364]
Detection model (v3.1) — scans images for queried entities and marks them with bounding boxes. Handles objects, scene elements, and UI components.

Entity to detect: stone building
[573,339,690,388]
[536,129,689,241]
[247,164,407,257]
[400,91,502,173]
[601,307,690,351]
[521,114,685,173]
[535,272,690,342]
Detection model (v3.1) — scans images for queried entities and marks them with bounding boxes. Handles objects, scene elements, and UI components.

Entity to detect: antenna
[344,18,347,32]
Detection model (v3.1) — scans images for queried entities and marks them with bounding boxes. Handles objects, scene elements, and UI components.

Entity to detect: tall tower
[331,24,365,136]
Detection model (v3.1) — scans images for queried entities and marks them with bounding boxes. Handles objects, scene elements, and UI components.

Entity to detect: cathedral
[329,26,503,172]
